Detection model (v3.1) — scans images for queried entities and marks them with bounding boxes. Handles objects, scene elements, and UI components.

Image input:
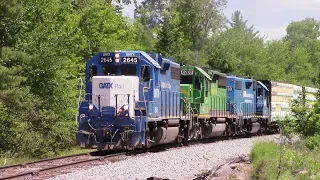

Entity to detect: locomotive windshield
[180,76,192,84]
[101,65,137,76]
[121,66,137,76]
[103,66,117,75]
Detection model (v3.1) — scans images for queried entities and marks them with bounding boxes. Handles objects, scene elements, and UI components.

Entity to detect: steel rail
[0,152,91,170]
[0,152,126,180]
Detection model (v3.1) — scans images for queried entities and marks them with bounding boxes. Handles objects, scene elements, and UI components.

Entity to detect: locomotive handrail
[84,93,131,104]
[232,103,243,117]
[194,89,202,103]
[180,96,193,120]
[76,78,83,126]
[84,93,134,117]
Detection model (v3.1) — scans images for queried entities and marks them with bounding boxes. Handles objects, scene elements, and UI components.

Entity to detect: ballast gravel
[48,134,279,180]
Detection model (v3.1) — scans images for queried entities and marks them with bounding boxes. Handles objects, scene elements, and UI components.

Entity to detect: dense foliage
[251,141,320,180]
[0,0,320,158]
[278,86,320,149]
[251,88,320,179]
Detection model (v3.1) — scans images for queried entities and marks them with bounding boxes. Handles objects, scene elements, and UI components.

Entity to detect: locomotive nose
[76,76,141,150]
[91,76,139,118]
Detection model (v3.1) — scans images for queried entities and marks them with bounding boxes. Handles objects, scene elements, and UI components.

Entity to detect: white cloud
[258,26,287,41]
[122,0,319,41]
[273,0,320,11]
[224,0,320,40]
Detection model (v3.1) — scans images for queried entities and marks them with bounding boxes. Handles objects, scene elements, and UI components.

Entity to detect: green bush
[250,142,280,180]
[304,134,320,150]
[251,142,320,180]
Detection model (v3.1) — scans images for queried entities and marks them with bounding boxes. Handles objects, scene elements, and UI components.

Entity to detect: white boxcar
[270,81,318,121]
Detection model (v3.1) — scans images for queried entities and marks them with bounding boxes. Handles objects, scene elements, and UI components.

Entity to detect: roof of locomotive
[86,51,162,69]
[140,51,162,68]
[181,65,212,80]
[257,81,269,91]
[202,68,227,78]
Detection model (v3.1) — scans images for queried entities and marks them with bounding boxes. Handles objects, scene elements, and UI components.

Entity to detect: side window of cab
[88,65,97,82]
[195,76,202,89]
[141,65,150,82]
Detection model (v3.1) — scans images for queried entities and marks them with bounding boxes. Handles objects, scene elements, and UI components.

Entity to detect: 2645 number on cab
[122,57,139,63]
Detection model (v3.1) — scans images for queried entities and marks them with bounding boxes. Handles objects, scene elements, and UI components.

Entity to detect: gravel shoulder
[49,135,280,180]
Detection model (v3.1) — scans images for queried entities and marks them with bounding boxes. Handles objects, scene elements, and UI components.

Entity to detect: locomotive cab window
[195,76,202,89]
[257,88,262,97]
[141,65,150,81]
[218,76,227,88]
[235,80,242,90]
[103,66,117,75]
[89,65,97,82]
[205,80,209,96]
[180,76,192,84]
[245,81,252,89]
[121,66,137,76]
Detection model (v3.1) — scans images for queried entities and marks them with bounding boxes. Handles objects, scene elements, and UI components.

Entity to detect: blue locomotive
[76,51,183,150]
[226,75,271,135]
[76,50,275,151]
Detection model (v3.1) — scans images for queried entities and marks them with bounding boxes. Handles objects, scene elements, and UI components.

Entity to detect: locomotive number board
[181,70,194,75]
[121,56,139,64]
[100,56,113,63]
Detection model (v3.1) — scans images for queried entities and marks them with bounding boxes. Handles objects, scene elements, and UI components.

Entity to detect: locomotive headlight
[115,53,120,63]
[88,104,94,111]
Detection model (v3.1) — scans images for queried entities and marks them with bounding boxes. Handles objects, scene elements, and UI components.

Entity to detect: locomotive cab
[256,81,270,117]
[256,80,272,128]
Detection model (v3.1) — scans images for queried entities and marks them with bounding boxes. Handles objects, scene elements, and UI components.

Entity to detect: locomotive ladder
[76,78,83,126]
[232,103,244,133]
[180,97,193,120]
[181,97,198,140]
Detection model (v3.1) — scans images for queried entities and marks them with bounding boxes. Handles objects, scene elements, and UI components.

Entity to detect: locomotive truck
[76,50,317,151]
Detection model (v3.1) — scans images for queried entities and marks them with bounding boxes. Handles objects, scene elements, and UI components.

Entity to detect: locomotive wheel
[145,128,152,149]
[188,120,196,140]
[195,123,203,140]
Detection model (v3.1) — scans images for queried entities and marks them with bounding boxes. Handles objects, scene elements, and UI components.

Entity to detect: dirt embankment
[194,154,252,180]
[147,154,253,180]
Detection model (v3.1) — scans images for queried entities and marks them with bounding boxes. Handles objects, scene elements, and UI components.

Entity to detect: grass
[250,141,320,180]
[250,142,280,180]
[0,146,94,167]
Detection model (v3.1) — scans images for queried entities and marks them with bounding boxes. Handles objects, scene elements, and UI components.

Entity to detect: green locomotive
[180,66,229,139]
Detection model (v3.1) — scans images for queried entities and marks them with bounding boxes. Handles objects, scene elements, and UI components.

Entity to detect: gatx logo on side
[99,82,113,89]
[99,82,124,89]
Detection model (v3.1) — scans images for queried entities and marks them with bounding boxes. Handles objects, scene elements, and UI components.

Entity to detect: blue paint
[256,81,271,117]
[77,50,181,150]
[99,82,113,89]
[226,76,256,117]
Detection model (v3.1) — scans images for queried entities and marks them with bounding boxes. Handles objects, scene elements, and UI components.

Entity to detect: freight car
[76,50,317,151]
[259,80,318,121]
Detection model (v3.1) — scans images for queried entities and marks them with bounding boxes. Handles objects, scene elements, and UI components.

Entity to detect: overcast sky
[122,0,320,41]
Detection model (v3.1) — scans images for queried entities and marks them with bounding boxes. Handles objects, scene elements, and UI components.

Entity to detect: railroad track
[0,132,277,180]
[0,151,127,180]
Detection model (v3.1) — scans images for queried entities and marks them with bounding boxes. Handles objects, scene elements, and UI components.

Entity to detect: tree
[134,0,170,28]
[229,10,261,38]
[257,40,289,81]
[79,1,139,59]
[71,0,133,12]
[207,17,265,76]
[155,0,227,66]
[284,18,320,85]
